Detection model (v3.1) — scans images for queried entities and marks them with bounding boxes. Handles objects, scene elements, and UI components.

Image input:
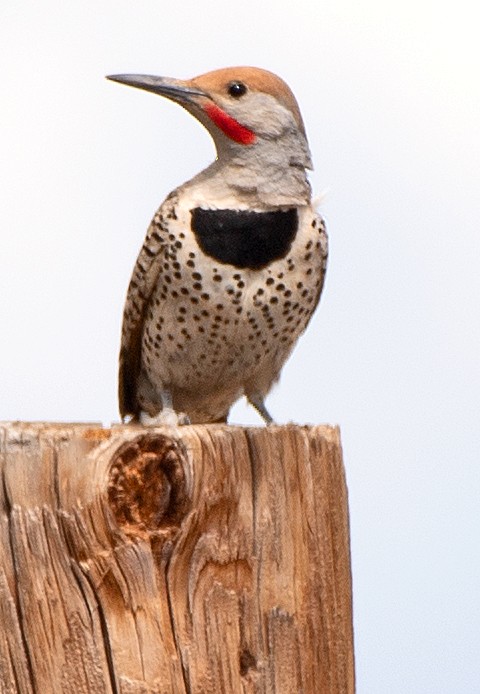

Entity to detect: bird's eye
[227,81,247,98]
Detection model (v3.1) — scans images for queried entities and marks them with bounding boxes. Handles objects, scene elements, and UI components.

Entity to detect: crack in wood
[0,422,354,693]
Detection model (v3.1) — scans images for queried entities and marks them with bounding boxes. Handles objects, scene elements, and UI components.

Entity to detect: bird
[107,66,328,425]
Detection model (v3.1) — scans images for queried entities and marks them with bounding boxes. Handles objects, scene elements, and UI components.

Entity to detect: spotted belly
[140,206,327,403]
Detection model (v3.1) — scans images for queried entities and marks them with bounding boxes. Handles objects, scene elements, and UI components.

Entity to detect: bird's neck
[182,133,313,210]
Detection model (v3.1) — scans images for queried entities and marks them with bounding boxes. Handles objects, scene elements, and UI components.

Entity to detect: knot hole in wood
[107,433,191,536]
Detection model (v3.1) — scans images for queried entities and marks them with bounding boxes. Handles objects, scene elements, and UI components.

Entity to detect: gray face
[212,90,298,138]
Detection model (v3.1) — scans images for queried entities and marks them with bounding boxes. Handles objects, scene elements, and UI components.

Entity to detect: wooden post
[0,422,354,693]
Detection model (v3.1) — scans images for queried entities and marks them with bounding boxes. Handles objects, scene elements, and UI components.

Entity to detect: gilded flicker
[108,67,328,425]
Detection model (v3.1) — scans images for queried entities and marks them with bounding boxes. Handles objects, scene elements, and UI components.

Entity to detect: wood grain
[0,423,354,693]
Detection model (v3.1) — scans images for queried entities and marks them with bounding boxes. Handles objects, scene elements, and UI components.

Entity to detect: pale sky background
[1,1,479,691]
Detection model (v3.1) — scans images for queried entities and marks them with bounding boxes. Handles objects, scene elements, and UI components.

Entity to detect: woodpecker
[108,67,328,425]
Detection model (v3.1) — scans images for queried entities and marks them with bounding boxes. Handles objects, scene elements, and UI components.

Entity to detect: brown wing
[312,212,328,308]
[118,201,172,419]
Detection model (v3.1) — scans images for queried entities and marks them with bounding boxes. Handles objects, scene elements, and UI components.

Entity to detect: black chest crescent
[190,207,298,270]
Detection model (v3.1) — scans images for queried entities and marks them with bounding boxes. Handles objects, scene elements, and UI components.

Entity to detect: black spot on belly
[190,208,298,269]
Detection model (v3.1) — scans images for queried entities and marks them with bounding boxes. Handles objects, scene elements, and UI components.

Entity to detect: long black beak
[106,74,206,104]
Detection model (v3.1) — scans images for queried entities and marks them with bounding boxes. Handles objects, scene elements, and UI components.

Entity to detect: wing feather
[311,212,328,309]
[118,198,174,419]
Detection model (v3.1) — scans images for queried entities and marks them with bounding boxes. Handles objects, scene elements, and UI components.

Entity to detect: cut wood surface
[0,422,354,693]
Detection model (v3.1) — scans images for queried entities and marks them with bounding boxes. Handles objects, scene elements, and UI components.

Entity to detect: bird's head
[107,66,312,169]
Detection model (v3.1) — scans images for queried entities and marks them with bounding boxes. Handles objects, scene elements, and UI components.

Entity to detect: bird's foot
[247,395,275,426]
[139,408,191,426]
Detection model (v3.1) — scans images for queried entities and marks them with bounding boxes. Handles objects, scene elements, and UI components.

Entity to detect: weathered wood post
[0,422,354,693]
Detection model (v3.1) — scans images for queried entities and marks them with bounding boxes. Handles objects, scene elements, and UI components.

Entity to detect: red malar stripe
[203,103,256,145]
